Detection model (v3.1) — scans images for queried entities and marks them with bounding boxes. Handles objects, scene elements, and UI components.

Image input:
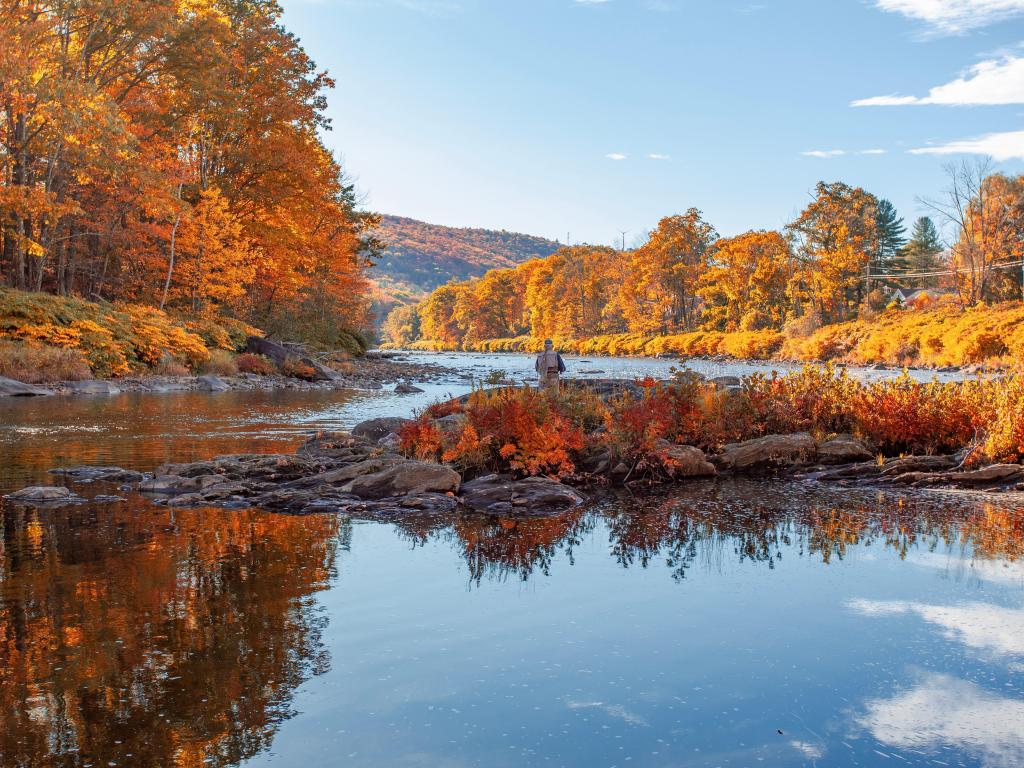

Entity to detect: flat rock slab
[344,461,461,499]
[394,383,425,394]
[0,376,52,397]
[64,380,121,395]
[655,440,716,477]
[460,475,586,515]
[4,486,83,504]
[49,466,145,483]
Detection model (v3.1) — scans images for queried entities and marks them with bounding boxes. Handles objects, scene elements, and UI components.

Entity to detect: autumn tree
[699,230,793,331]
[923,161,1024,305]
[786,182,878,323]
[0,0,374,343]
[618,210,717,334]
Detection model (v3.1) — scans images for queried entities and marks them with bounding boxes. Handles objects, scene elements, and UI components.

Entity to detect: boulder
[717,433,817,473]
[281,457,406,490]
[459,474,586,514]
[245,336,342,382]
[4,486,82,504]
[394,382,425,394]
[0,377,52,397]
[343,460,460,499]
[709,375,742,390]
[352,417,412,443]
[49,466,145,483]
[654,440,716,477]
[197,374,230,392]
[816,435,873,465]
[65,379,121,395]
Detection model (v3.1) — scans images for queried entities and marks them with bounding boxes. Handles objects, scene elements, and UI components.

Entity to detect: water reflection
[857,673,1024,768]
[0,498,343,768]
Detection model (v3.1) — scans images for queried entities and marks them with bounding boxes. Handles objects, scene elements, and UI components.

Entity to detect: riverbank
[391,302,1024,372]
[0,351,456,397]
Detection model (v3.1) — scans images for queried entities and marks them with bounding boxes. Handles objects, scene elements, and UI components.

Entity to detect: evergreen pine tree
[873,199,908,281]
[902,216,945,288]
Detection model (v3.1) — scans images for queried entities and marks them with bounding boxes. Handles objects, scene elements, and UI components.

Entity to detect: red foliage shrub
[236,352,276,375]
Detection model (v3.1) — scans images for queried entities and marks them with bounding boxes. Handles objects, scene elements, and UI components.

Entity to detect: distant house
[889,287,951,307]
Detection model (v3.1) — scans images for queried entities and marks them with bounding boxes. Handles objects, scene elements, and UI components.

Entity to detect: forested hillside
[370,215,560,315]
[387,171,1024,368]
[0,0,375,347]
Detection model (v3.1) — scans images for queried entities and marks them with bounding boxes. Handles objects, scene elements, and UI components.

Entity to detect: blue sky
[279,0,1024,246]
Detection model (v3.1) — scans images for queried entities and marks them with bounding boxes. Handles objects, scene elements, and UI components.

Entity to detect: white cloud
[909,129,1024,160]
[860,148,888,154]
[801,149,846,157]
[847,598,1024,656]
[874,0,1024,33]
[605,152,627,160]
[647,153,671,160]
[856,673,1024,767]
[853,55,1024,106]
[575,0,611,4]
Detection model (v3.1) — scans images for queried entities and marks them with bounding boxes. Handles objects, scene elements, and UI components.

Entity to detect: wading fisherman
[535,339,566,393]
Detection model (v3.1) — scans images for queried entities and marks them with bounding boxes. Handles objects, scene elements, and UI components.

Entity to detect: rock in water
[394,382,425,394]
[718,433,817,473]
[4,486,83,504]
[344,461,461,499]
[0,377,52,397]
[49,466,145,483]
[197,374,231,392]
[816,435,873,465]
[459,475,586,514]
[65,380,121,395]
[352,417,412,443]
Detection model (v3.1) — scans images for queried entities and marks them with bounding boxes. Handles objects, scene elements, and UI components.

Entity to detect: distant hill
[369,214,561,319]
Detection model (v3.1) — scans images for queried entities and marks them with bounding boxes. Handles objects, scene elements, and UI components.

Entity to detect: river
[1,353,1021,768]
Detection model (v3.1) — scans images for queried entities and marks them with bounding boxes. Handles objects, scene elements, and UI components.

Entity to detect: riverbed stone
[65,379,121,395]
[197,374,230,392]
[352,417,411,443]
[4,486,83,503]
[394,382,425,394]
[717,433,817,473]
[0,377,52,397]
[49,466,145,483]
[459,475,586,514]
[816,435,873,465]
[343,460,460,499]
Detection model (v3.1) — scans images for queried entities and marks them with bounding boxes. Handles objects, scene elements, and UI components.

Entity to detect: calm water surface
[1,353,1021,767]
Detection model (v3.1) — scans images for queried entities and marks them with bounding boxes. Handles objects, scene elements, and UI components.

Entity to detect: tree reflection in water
[439,481,1022,584]
[0,498,344,768]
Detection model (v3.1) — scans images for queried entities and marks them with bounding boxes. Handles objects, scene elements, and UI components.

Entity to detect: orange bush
[236,353,276,375]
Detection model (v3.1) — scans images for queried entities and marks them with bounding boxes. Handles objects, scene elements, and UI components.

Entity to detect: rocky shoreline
[6,395,1022,517]
[0,350,456,397]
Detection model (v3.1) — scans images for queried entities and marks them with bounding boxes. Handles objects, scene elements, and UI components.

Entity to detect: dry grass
[0,341,92,383]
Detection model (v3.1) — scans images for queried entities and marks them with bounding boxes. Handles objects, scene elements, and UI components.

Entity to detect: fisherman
[535,339,566,392]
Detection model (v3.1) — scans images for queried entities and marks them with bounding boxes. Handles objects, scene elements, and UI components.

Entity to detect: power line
[859,260,1024,281]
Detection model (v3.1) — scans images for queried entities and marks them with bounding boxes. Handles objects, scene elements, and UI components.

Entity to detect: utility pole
[619,230,628,252]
